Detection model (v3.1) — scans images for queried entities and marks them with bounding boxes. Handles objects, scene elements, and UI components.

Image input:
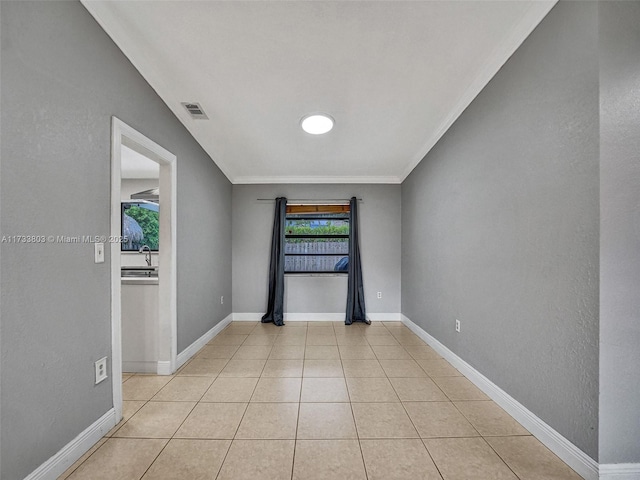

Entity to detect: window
[121,201,159,251]
[285,204,350,273]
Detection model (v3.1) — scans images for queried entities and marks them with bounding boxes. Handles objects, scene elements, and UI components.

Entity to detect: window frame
[284,207,350,275]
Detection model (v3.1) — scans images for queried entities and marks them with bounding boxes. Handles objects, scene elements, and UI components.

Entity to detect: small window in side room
[285,204,350,274]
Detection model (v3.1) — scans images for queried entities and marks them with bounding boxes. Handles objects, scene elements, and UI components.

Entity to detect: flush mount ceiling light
[301,113,334,135]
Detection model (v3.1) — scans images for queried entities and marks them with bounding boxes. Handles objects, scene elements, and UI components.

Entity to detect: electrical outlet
[376,291,382,299]
[455,319,461,333]
[221,296,224,305]
[95,357,108,384]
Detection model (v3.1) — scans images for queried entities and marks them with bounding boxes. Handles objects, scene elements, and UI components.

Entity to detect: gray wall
[0,2,231,479]
[599,1,640,465]
[401,1,599,460]
[232,184,401,317]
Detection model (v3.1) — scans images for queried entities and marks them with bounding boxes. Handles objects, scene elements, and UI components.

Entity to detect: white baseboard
[156,360,172,376]
[121,360,159,374]
[232,312,401,322]
[176,313,232,369]
[599,464,640,479]
[232,312,263,321]
[286,313,344,321]
[121,361,172,375]
[366,312,402,321]
[231,313,264,322]
[401,314,599,480]
[233,312,344,321]
[24,409,116,480]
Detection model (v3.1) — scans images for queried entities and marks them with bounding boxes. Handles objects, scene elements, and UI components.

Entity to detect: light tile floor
[60,321,583,479]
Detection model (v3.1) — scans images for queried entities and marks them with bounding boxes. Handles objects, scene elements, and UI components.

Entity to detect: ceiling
[83,1,555,184]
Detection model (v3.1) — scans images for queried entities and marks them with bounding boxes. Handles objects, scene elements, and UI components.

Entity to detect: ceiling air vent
[181,102,209,120]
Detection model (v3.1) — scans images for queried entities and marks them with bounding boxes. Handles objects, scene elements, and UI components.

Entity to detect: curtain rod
[256,198,362,204]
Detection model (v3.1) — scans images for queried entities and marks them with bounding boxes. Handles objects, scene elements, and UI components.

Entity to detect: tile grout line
[108,373,162,444]
[117,373,199,479]
[58,436,108,479]
[214,321,261,480]
[75,321,550,480]
[419,437,446,480]
[136,437,173,480]
[244,321,300,477]
[145,329,247,480]
[481,438,525,480]
[389,341,424,441]
[384,329,449,480]
[290,324,309,480]
[102,432,522,441]
[343,321,370,480]
[388,327,525,480]
[352,325,399,479]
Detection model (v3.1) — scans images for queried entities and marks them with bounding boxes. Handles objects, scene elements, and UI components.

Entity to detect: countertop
[121,277,159,285]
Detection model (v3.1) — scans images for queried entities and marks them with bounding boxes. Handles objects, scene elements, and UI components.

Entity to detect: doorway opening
[110,117,177,423]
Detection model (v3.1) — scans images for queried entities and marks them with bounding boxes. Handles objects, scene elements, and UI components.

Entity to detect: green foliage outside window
[285,223,349,242]
[127,206,159,250]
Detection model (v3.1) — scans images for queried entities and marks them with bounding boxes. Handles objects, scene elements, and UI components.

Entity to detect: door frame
[110,117,177,422]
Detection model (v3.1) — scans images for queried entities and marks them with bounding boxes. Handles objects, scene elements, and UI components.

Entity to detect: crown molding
[232,175,402,185]
[83,0,555,186]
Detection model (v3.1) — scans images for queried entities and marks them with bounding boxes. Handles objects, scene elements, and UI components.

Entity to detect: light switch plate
[94,242,104,263]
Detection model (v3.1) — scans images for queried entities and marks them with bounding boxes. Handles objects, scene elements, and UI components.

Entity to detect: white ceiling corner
[82,0,556,185]
[120,144,159,180]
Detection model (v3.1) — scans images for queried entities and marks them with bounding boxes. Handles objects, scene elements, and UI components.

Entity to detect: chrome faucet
[139,245,152,267]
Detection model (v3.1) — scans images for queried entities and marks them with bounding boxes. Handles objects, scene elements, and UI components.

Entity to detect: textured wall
[232,184,401,316]
[175,133,232,352]
[401,2,599,459]
[598,0,640,464]
[0,2,231,479]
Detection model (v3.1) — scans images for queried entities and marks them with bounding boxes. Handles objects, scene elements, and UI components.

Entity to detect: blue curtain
[346,196,368,324]
[262,197,287,326]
